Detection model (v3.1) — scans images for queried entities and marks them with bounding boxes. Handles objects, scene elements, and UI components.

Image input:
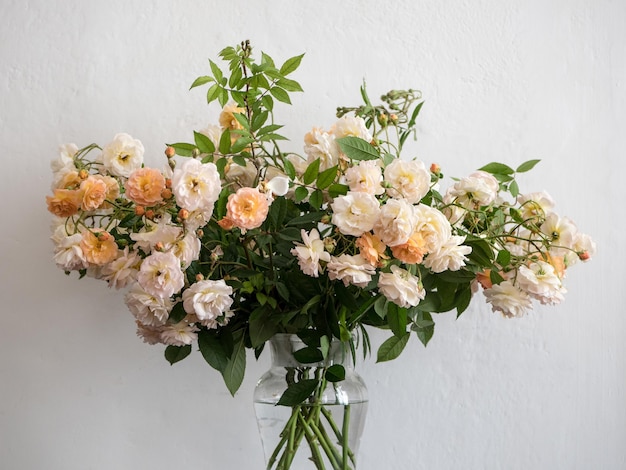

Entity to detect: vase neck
[269,334,354,369]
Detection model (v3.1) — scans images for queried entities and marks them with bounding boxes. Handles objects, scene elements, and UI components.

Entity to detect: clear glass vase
[254,334,368,470]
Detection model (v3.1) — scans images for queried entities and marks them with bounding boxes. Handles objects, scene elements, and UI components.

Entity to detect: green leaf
[206,83,222,105]
[222,335,246,396]
[277,77,303,92]
[249,308,278,348]
[412,312,435,346]
[336,136,379,161]
[209,60,224,84]
[283,157,296,180]
[167,142,196,157]
[302,158,320,185]
[164,344,191,365]
[194,131,215,154]
[516,159,541,173]
[190,75,213,89]
[279,53,305,76]
[509,179,519,198]
[325,364,346,383]
[198,330,229,373]
[294,186,309,203]
[218,129,231,155]
[277,379,319,406]
[308,189,323,209]
[293,346,324,364]
[228,65,243,89]
[478,162,515,175]
[328,183,349,198]
[270,86,291,104]
[376,333,410,363]
[168,302,187,323]
[496,249,511,266]
[316,165,338,190]
[387,303,408,338]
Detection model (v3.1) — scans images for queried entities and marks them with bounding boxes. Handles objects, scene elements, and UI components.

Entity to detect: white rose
[373,198,416,247]
[172,158,221,213]
[101,247,140,289]
[327,254,376,288]
[224,158,257,189]
[378,265,425,308]
[447,170,499,208]
[290,228,331,277]
[137,251,185,299]
[331,115,372,142]
[182,279,233,328]
[483,280,532,318]
[304,127,340,171]
[171,231,201,269]
[331,191,381,237]
[384,159,430,203]
[345,160,384,195]
[517,191,556,220]
[102,133,144,178]
[413,204,453,254]
[52,232,88,271]
[130,214,183,254]
[160,321,199,346]
[516,261,566,305]
[423,235,472,273]
[125,282,173,327]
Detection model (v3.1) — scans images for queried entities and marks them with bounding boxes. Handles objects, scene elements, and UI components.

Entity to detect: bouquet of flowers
[46,41,595,469]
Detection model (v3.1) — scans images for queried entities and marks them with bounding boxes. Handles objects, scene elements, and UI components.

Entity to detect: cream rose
[373,198,416,247]
[331,191,381,237]
[384,159,430,204]
[345,160,384,195]
[182,279,234,328]
[378,265,425,308]
[172,158,221,213]
[102,133,144,178]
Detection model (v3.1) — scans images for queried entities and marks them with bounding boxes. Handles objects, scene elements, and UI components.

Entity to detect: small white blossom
[373,198,416,247]
[384,159,430,204]
[102,133,144,178]
[125,283,173,326]
[517,261,566,305]
[327,254,376,288]
[424,235,472,273]
[137,251,185,299]
[290,229,331,277]
[182,280,234,328]
[446,171,499,209]
[483,281,533,318]
[345,160,384,196]
[160,321,199,346]
[331,191,381,237]
[101,247,141,289]
[172,158,221,213]
[378,265,425,308]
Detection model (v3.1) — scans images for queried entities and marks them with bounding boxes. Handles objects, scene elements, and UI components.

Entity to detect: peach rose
[390,232,427,265]
[476,270,493,289]
[356,232,388,267]
[46,189,81,217]
[219,103,246,142]
[80,176,108,211]
[56,170,82,190]
[80,229,118,265]
[125,167,166,207]
[226,187,269,230]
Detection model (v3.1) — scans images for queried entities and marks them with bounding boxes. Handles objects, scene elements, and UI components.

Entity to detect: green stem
[342,405,351,469]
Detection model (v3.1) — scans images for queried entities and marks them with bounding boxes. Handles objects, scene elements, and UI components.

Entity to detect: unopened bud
[430,163,441,175]
[195,273,205,282]
[389,114,398,124]
[135,206,145,216]
[161,188,173,199]
[145,209,155,219]
[78,169,89,180]
[168,159,176,171]
[154,242,165,252]
[96,231,112,242]
[377,113,388,126]
[165,146,176,158]
[323,237,336,253]
[196,229,204,238]
[192,148,200,158]
[178,208,189,220]
[165,178,172,188]
[578,251,591,261]
[321,214,332,225]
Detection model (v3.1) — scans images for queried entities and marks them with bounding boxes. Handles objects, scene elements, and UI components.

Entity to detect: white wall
[1,1,623,469]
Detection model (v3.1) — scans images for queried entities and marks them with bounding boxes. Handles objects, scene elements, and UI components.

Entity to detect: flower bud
[377,113,388,127]
[165,178,172,188]
[135,205,145,216]
[168,159,176,171]
[195,273,205,282]
[178,208,189,220]
[78,169,89,180]
[430,163,441,175]
[389,114,398,124]
[161,188,173,200]
[321,214,332,225]
[196,229,204,238]
[192,148,200,158]
[145,209,155,219]
[578,251,591,261]
[165,146,176,158]
[154,242,165,252]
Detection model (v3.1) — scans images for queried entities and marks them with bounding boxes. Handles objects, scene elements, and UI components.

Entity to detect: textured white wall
[0,0,623,469]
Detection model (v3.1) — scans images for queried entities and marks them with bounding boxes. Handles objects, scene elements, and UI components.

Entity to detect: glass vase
[254,334,368,469]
